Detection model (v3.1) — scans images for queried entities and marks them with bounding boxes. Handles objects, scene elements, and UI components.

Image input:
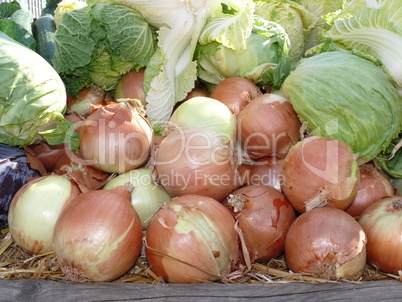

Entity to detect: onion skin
[114,69,146,106]
[285,207,367,280]
[67,85,106,117]
[247,157,285,191]
[210,77,262,115]
[281,136,360,213]
[29,143,68,172]
[145,194,240,283]
[53,187,143,282]
[346,163,395,218]
[237,93,301,159]
[222,185,296,262]
[79,101,153,174]
[359,196,402,274]
[155,127,237,201]
[8,175,81,254]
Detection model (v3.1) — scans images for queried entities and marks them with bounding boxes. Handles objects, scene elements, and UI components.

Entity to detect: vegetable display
[1,0,402,286]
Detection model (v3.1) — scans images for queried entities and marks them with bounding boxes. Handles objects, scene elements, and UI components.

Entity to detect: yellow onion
[114,69,146,106]
[247,156,285,191]
[145,194,240,283]
[209,77,262,116]
[79,100,153,174]
[155,127,237,202]
[167,96,237,143]
[53,186,143,282]
[8,175,81,254]
[237,93,301,159]
[281,136,360,213]
[67,85,106,117]
[285,207,367,280]
[222,185,296,262]
[103,168,172,228]
[359,196,402,274]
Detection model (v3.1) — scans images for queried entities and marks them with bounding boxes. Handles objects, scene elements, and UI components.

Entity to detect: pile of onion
[8,175,81,254]
[79,99,153,174]
[346,162,394,218]
[103,167,172,228]
[237,93,301,159]
[285,207,367,280]
[154,127,237,202]
[145,194,240,283]
[53,186,143,282]
[281,136,360,213]
[359,196,402,274]
[222,185,296,263]
[209,77,262,116]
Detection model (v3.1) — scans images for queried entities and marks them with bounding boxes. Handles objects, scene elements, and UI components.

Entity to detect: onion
[145,194,240,283]
[346,163,395,218]
[359,196,402,274]
[114,69,146,106]
[155,127,237,202]
[281,136,360,213]
[167,96,237,143]
[29,142,68,172]
[237,93,301,159]
[247,156,285,191]
[54,150,112,192]
[222,185,296,262]
[79,100,153,174]
[8,175,81,254]
[285,207,367,280]
[103,168,172,228]
[210,77,262,115]
[67,85,106,117]
[53,186,143,282]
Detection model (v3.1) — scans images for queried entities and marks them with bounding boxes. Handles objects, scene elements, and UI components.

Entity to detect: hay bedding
[0,229,399,284]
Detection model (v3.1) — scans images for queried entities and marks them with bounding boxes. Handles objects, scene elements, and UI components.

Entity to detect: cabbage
[254,0,318,62]
[53,0,87,27]
[52,2,157,95]
[281,51,402,163]
[195,16,291,90]
[0,32,67,147]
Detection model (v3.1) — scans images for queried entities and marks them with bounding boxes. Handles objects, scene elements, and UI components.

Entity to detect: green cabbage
[52,2,157,95]
[0,32,66,147]
[195,16,291,90]
[282,51,402,163]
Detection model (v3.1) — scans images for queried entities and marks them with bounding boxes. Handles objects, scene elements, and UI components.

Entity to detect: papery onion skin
[53,187,143,282]
[103,168,172,228]
[67,85,106,117]
[346,163,395,218]
[29,143,68,172]
[79,101,153,174]
[237,93,301,159]
[8,175,81,254]
[285,207,367,280]
[281,136,360,213]
[359,196,402,274]
[222,185,296,262]
[155,127,237,202]
[210,77,262,116]
[167,96,237,143]
[114,69,146,106]
[145,194,240,283]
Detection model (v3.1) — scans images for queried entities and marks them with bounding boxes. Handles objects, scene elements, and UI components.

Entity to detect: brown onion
[237,93,301,159]
[285,207,367,280]
[222,185,296,262]
[346,163,395,218]
[8,175,81,254]
[53,186,143,282]
[155,127,237,201]
[359,196,402,274]
[114,69,146,106]
[281,136,360,213]
[67,85,106,117]
[145,194,240,283]
[247,156,285,191]
[29,142,68,172]
[210,77,262,115]
[79,100,153,174]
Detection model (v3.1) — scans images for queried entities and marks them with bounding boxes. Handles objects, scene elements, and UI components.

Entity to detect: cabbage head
[282,51,402,163]
[0,32,66,147]
[195,16,291,90]
[52,2,156,95]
